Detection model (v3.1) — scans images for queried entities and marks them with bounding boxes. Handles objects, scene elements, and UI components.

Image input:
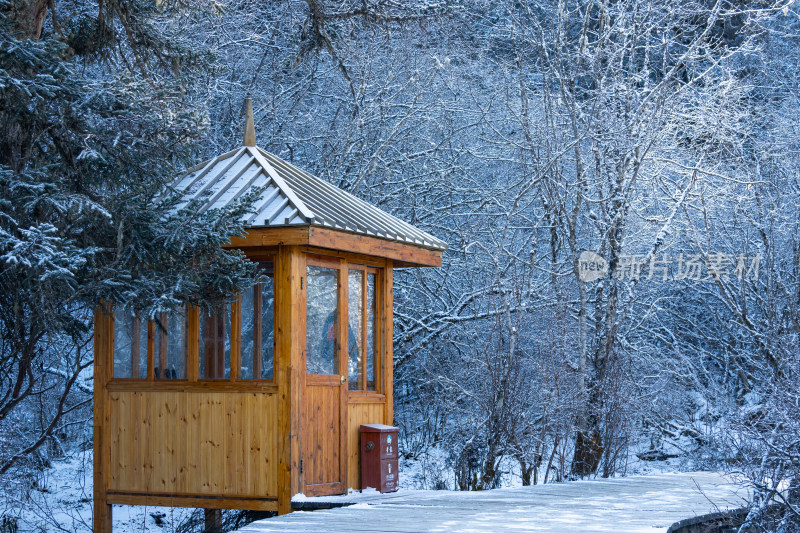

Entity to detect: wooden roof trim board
[226,226,442,268]
[309,227,442,267]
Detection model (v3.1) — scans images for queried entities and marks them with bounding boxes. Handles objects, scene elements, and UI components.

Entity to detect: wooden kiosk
[92,101,445,531]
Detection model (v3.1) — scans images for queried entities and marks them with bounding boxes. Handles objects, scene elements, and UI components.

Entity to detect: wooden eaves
[227,226,443,268]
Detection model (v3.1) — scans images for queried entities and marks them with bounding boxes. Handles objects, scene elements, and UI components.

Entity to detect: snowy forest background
[2,0,800,530]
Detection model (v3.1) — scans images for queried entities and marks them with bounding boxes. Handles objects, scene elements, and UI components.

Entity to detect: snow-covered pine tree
[0,0,256,476]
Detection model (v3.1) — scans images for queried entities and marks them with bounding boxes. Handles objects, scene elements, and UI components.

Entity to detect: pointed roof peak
[172,145,447,253]
[243,98,256,147]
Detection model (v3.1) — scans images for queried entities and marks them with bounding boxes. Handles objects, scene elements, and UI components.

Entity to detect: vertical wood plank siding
[107,391,279,498]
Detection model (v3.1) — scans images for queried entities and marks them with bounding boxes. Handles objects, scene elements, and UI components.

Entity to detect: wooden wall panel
[197,393,222,493]
[108,391,278,499]
[346,402,386,490]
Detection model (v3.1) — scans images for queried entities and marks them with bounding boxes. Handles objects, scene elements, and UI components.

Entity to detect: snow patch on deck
[237,472,748,533]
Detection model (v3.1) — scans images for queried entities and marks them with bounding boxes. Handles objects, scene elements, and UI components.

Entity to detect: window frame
[112,305,189,382]
[110,260,277,385]
[198,302,234,381]
[199,259,276,383]
[237,261,276,381]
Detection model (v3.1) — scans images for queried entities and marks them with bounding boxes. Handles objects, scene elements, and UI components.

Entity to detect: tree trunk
[1,0,49,173]
[477,431,500,490]
[4,0,49,39]
[517,454,536,486]
[571,429,604,478]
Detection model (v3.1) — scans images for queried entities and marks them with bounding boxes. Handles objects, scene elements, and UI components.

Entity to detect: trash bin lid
[360,424,397,432]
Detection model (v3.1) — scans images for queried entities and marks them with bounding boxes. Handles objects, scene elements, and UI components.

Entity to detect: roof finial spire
[244,98,256,147]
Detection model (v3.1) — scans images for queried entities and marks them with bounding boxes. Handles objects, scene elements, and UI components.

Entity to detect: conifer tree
[0,0,254,473]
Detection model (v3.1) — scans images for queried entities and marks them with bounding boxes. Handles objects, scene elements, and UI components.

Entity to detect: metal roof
[173,145,447,251]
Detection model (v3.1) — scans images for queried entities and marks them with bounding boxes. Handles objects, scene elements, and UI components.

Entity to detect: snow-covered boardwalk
[236,472,747,532]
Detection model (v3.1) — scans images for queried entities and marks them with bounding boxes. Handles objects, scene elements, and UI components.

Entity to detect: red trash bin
[360,424,399,493]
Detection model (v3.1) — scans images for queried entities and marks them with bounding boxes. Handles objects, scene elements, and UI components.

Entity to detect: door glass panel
[348,270,364,390]
[306,265,338,375]
[113,307,147,379]
[366,272,377,390]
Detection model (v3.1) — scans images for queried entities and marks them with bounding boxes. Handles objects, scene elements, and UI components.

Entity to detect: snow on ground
[399,447,455,490]
[3,450,197,532]
[236,472,748,533]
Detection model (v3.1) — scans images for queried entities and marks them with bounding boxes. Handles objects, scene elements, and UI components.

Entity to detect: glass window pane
[348,270,364,390]
[200,306,231,379]
[168,310,187,379]
[260,269,275,379]
[240,287,256,379]
[113,307,146,379]
[366,273,377,391]
[306,265,338,375]
[154,309,187,380]
[240,262,275,380]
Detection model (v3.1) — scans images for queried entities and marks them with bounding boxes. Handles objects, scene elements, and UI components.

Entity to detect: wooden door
[302,257,347,496]
[303,374,345,495]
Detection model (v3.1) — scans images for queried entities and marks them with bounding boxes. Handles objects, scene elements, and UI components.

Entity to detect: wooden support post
[337,257,348,489]
[146,320,155,380]
[276,246,302,514]
[93,304,113,533]
[290,249,304,503]
[216,313,225,378]
[361,269,368,390]
[202,311,213,378]
[203,508,222,533]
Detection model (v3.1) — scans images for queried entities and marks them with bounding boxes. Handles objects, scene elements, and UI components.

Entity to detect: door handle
[340,375,346,385]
